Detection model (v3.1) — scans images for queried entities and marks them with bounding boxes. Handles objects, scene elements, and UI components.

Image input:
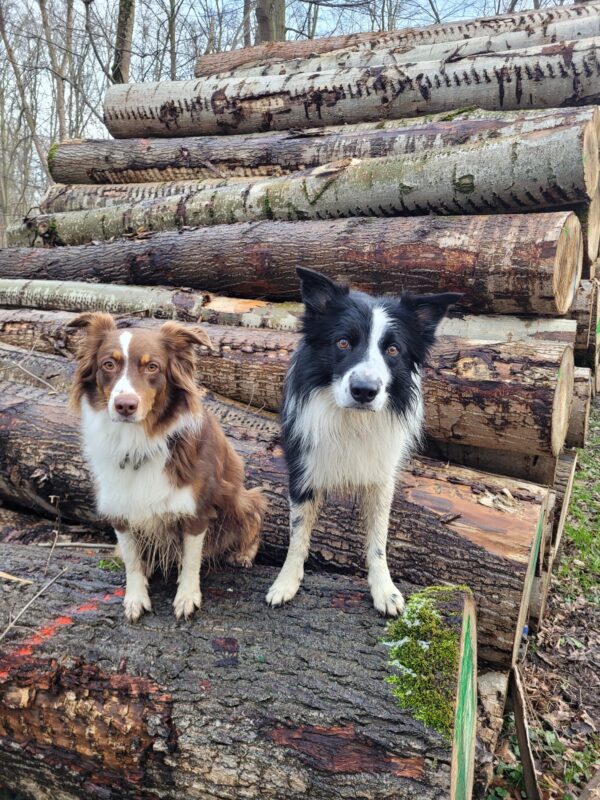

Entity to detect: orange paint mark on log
[266,722,425,779]
[76,601,98,613]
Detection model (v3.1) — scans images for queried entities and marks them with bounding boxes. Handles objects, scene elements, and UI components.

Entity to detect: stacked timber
[3,7,600,798]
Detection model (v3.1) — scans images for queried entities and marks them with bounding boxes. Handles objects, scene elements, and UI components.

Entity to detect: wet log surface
[0,212,582,315]
[0,311,574,456]
[192,3,600,75]
[0,546,476,800]
[0,381,548,666]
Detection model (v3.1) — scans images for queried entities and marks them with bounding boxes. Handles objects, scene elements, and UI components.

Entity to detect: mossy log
[566,367,592,448]
[0,381,549,666]
[0,546,477,800]
[105,39,600,138]
[0,213,582,316]
[0,309,575,457]
[47,108,600,185]
[15,130,597,248]
[193,2,600,75]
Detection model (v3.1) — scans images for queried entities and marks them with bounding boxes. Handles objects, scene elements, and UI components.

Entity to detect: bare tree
[112,0,136,83]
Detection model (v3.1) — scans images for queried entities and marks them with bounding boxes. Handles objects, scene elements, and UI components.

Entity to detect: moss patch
[383,585,467,741]
[47,142,59,174]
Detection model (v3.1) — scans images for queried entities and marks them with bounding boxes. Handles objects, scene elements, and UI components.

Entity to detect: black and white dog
[266,268,461,616]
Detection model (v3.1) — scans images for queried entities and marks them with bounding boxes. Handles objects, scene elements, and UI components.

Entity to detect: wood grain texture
[0,212,582,316]
[0,381,549,666]
[0,546,475,799]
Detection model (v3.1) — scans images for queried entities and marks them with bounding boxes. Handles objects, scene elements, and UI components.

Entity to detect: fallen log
[571,280,597,359]
[36,132,596,234]
[0,311,575,457]
[48,108,600,185]
[205,16,600,79]
[193,3,600,75]
[427,444,559,487]
[105,39,600,138]
[0,547,476,800]
[475,670,510,799]
[577,188,600,278]
[0,507,109,546]
[566,367,592,449]
[0,381,550,666]
[0,279,208,320]
[0,212,582,315]
[550,451,578,561]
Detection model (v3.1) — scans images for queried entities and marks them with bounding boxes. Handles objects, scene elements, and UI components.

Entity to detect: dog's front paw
[173,586,202,620]
[370,581,405,617]
[266,570,302,607]
[123,588,152,622]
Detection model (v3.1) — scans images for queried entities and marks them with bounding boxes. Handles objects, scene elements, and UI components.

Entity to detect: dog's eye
[386,345,400,357]
[146,362,159,373]
[337,338,351,351]
[102,359,116,372]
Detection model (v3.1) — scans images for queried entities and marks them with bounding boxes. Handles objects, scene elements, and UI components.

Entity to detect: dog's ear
[406,292,463,335]
[160,321,212,351]
[68,311,116,335]
[296,267,348,314]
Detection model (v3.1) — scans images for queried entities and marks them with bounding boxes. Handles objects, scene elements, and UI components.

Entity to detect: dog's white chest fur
[291,385,423,492]
[81,399,196,526]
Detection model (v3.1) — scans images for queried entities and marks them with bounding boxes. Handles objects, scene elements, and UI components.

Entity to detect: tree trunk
[426,443,559,486]
[551,451,578,560]
[576,188,600,278]
[9,133,595,256]
[570,279,596,354]
[0,380,550,666]
[566,367,592,448]
[193,1,600,75]
[0,308,575,457]
[105,39,600,138]
[439,316,577,347]
[0,212,582,316]
[0,279,207,320]
[200,13,600,79]
[255,0,285,44]
[47,108,600,185]
[0,506,110,545]
[0,546,476,800]
[111,0,136,83]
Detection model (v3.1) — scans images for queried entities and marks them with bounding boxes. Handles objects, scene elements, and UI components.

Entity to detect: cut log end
[554,212,583,315]
[582,121,600,201]
[551,345,575,456]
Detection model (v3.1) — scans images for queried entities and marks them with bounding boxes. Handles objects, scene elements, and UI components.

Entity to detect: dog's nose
[350,379,381,404]
[114,394,139,417]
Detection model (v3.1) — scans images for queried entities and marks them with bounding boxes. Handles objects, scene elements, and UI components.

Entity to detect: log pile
[2,7,600,798]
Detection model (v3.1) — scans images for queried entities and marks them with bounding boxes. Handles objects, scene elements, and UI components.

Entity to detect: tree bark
[551,451,578,561]
[570,279,596,355]
[47,108,600,185]
[0,279,208,321]
[426,443,559,486]
[255,0,285,44]
[0,309,575,457]
[193,1,600,76]
[0,546,476,800]
[0,507,110,546]
[576,188,600,278]
[9,133,595,261]
[0,213,582,316]
[566,367,592,448]
[111,0,136,83]
[104,39,600,138]
[0,380,549,666]
[200,13,600,79]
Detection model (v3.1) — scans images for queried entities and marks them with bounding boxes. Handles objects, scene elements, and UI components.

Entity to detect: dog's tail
[227,485,266,568]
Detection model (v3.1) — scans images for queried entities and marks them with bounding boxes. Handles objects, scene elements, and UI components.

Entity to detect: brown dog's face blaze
[70,313,211,430]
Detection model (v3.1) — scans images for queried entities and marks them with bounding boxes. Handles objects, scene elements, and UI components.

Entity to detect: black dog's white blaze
[266,268,461,616]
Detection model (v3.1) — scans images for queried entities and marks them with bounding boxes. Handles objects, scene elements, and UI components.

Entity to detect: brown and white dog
[69,312,264,622]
